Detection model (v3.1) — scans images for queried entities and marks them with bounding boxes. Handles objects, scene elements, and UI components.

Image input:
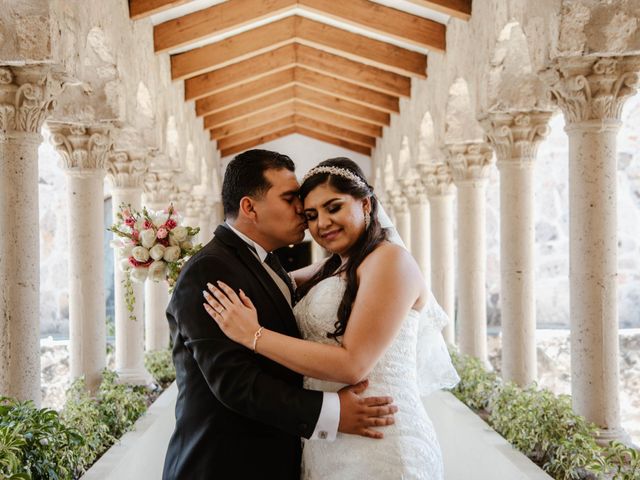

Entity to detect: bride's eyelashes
[304,204,342,222]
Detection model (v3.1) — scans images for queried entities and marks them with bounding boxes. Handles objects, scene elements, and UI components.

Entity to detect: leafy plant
[144,349,176,388]
[448,349,639,480]
[96,370,148,439]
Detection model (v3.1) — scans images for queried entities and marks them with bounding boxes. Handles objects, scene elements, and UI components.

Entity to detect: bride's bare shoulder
[359,241,418,276]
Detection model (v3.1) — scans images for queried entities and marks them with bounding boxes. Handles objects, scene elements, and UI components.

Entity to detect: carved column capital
[143,169,178,208]
[389,189,409,214]
[480,110,553,167]
[445,142,495,184]
[401,172,428,206]
[49,122,113,176]
[418,163,456,198]
[0,65,63,135]
[107,149,149,190]
[542,55,640,125]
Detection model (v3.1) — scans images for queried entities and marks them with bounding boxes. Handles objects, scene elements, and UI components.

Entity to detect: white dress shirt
[225,223,340,440]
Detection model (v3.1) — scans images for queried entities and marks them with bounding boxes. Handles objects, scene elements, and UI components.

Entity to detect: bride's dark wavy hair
[296,158,388,339]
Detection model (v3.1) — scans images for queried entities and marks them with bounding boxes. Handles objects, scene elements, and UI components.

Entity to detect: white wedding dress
[294,275,460,480]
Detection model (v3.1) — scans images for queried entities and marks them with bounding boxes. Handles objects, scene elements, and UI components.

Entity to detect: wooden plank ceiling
[129,0,471,157]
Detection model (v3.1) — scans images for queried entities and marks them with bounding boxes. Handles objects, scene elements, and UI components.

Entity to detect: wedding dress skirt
[294,276,459,480]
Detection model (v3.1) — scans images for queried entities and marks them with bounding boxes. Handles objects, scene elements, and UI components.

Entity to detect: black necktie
[265,252,296,301]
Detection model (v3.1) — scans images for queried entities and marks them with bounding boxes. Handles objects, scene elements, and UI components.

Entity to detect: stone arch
[185,143,197,179]
[483,21,549,111]
[417,111,440,164]
[397,136,412,180]
[165,116,180,167]
[444,77,484,144]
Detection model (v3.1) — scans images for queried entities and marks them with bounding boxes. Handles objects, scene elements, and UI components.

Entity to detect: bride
[203,158,459,479]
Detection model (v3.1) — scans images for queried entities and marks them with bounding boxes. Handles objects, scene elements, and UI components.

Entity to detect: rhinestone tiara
[301,166,368,189]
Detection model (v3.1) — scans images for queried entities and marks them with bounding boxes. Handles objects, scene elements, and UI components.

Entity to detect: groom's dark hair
[222,149,295,219]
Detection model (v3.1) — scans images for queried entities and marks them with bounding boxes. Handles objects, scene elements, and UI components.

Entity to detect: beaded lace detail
[294,276,447,480]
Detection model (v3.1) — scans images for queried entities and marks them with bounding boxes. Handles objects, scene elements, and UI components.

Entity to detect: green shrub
[0,397,84,479]
[144,350,176,387]
[448,348,639,480]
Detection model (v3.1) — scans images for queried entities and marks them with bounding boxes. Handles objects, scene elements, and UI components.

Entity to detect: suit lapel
[214,225,300,338]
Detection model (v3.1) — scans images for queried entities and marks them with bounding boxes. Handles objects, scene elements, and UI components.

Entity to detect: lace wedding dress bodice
[294,276,456,480]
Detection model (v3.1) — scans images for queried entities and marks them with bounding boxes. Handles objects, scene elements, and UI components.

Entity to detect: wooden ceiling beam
[295,85,390,126]
[210,103,296,139]
[217,115,296,150]
[196,69,296,117]
[298,0,445,51]
[405,0,472,20]
[294,115,376,148]
[221,126,298,157]
[295,44,411,97]
[154,0,296,53]
[203,86,296,129]
[185,44,296,101]
[295,127,372,155]
[293,67,399,113]
[171,17,296,80]
[128,0,190,20]
[295,17,426,78]
[293,102,382,138]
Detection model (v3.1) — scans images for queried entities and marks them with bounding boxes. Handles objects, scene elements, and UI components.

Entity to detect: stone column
[49,123,112,391]
[107,150,152,384]
[142,170,175,352]
[481,111,552,386]
[0,66,60,404]
[447,142,494,363]
[421,163,456,344]
[404,174,430,288]
[390,190,411,250]
[544,55,640,443]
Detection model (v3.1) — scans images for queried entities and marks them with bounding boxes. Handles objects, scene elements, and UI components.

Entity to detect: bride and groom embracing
[162,149,459,479]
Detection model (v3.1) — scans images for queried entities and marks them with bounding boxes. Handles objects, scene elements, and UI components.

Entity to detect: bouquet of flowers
[109,203,202,319]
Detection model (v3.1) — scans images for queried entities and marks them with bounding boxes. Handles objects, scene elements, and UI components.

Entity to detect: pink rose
[157,226,168,239]
[164,219,177,230]
[124,216,136,227]
[143,220,154,230]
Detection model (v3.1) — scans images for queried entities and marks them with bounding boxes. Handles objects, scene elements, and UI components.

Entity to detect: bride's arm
[204,244,422,385]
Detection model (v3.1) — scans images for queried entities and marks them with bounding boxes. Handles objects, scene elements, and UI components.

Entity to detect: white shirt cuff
[309,392,340,441]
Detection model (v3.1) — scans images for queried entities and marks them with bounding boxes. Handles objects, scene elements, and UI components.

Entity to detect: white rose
[118,244,133,258]
[119,258,132,272]
[140,229,157,249]
[169,234,180,246]
[148,260,167,282]
[149,244,166,261]
[130,267,148,283]
[152,212,166,227]
[171,226,188,242]
[163,245,181,263]
[132,246,150,263]
[180,240,193,251]
[135,219,145,231]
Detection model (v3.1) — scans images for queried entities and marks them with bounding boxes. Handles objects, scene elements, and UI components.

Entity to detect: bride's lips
[321,229,342,241]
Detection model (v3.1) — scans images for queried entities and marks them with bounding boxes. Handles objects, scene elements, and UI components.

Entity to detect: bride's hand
[203,281,260,350]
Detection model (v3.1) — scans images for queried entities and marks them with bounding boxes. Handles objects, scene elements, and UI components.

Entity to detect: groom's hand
[337,379,397,439]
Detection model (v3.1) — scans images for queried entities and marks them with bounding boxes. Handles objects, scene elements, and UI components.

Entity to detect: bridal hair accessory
[302,166,368,190]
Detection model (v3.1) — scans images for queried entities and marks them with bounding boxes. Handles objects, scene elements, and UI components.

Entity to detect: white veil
[377,201,460,397]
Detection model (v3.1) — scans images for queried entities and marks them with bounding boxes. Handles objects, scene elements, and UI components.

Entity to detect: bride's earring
[364,211,371,230]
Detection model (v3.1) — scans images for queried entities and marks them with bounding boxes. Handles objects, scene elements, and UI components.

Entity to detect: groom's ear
[239,196,257,221]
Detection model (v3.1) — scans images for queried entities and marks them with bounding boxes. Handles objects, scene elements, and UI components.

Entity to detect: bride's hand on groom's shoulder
[337,379,397,439]
[203,281,260,349]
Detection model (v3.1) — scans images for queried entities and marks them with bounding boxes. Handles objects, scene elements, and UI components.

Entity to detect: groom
[163,149,396,479]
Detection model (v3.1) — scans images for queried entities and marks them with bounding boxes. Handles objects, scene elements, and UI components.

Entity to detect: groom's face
[252,168,306,249]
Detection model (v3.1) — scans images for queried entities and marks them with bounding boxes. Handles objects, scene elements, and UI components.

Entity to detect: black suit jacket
[162,225,323,480]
